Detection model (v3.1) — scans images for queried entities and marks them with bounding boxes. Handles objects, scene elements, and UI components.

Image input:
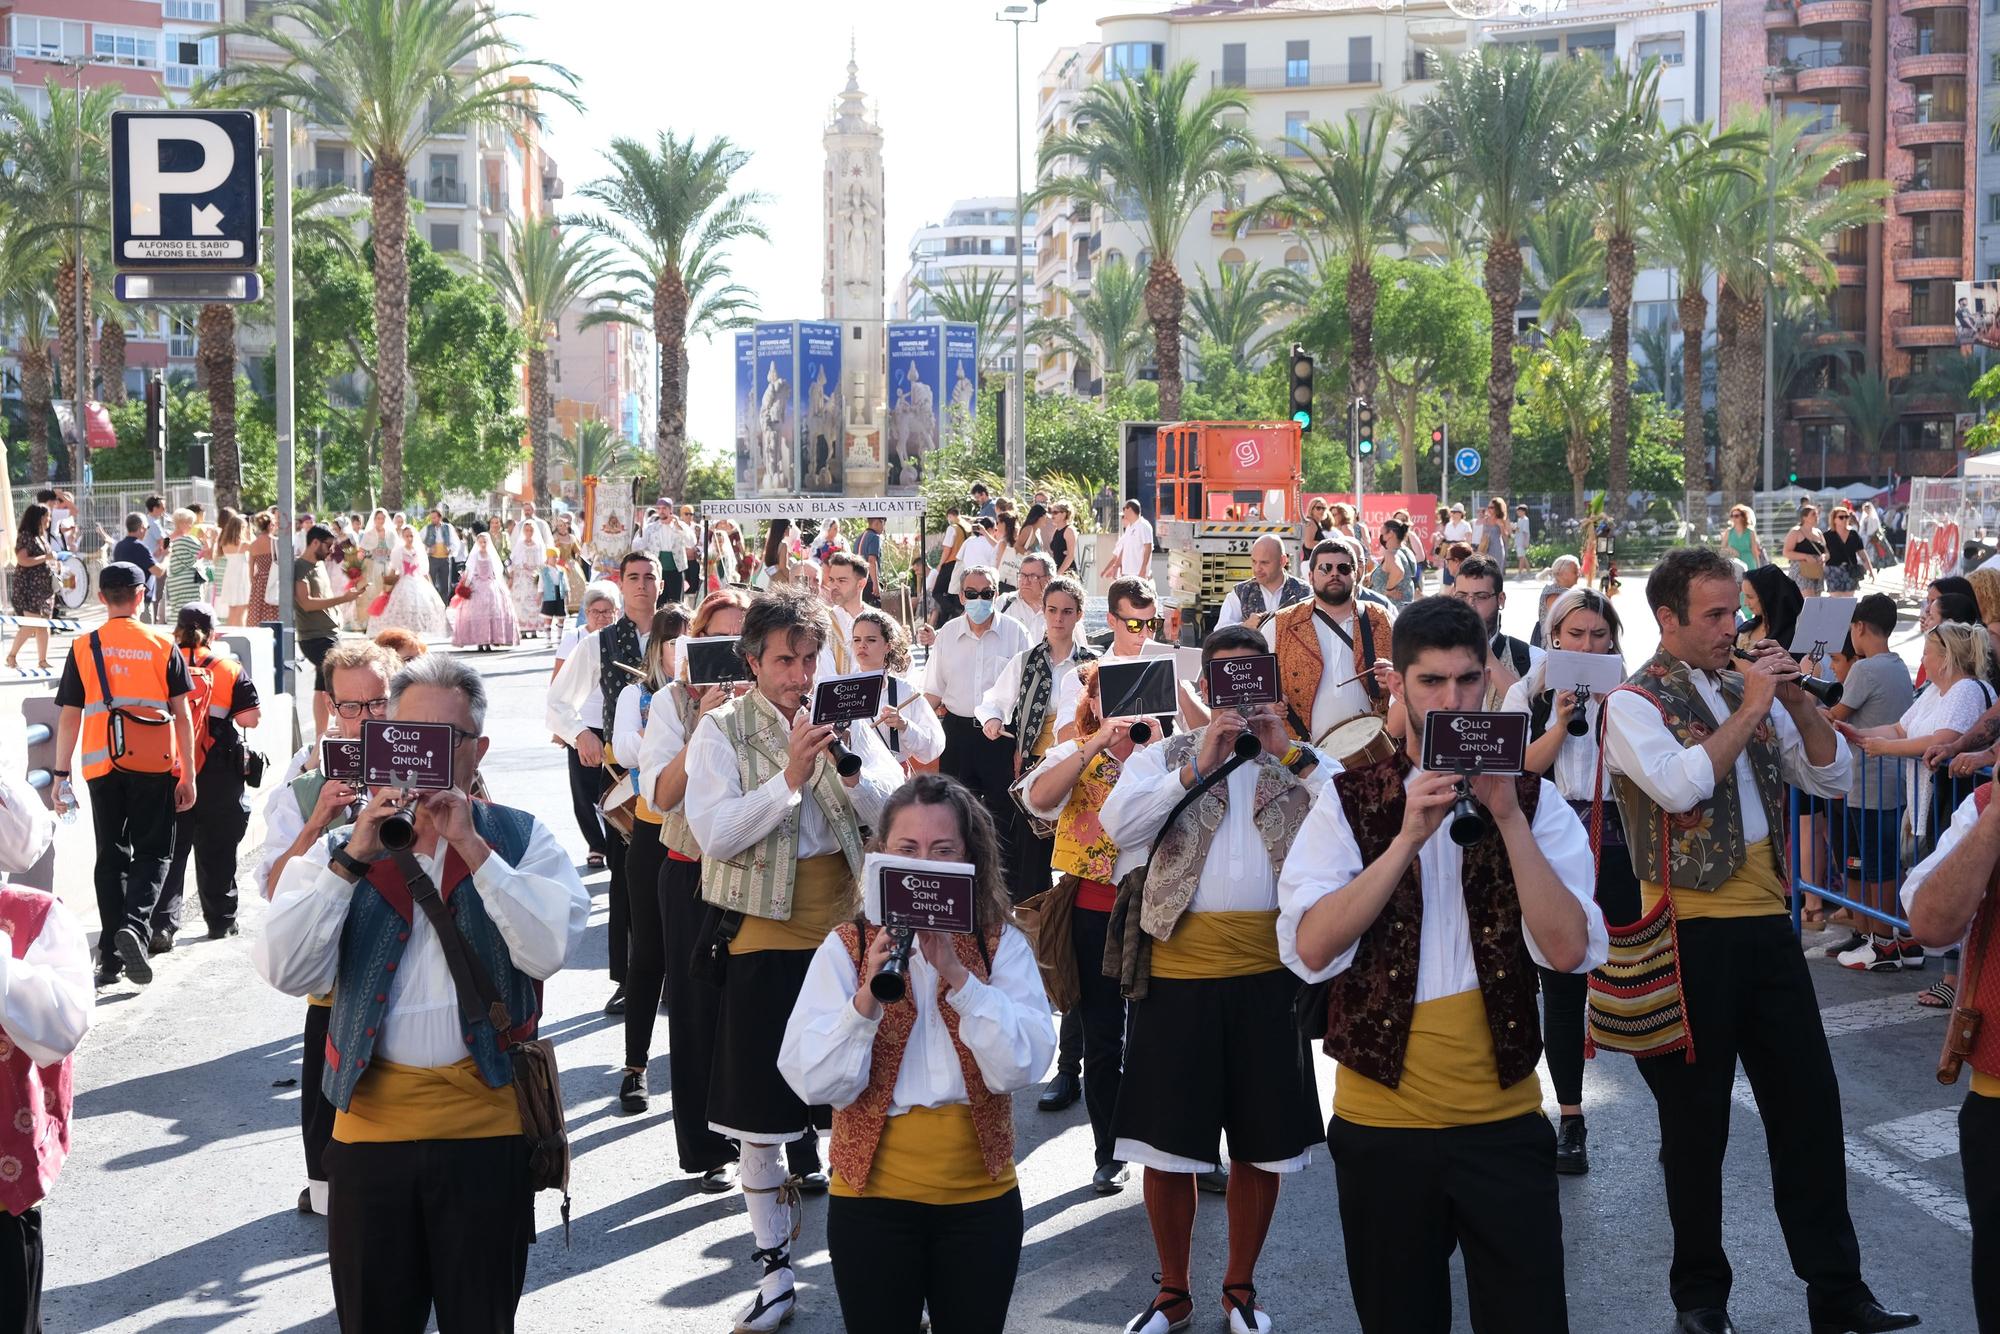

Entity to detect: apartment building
[1034,43,1104,396]
[1730,0,1974,480]
[548,299,655,460]
[893,196,1041,377]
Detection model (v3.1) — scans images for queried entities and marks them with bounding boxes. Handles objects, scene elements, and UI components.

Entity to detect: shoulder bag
[392,848,573,1242]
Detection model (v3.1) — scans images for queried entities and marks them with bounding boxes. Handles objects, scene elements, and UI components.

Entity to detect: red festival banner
[1305,493,1438,558]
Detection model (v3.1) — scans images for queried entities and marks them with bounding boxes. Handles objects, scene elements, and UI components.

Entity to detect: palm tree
[0,222,59,483]
[577,132,769,500]
[195,302,242,506]
[1030,256,1149,395]
[1237,104,1432,482]
[1182,261,1296,365]
[559,418,637,483]
[482,219,626,503]
[1032,62,1261,419]
[1831,370,1903,460]
[915,269,1021,377]
[1711,111,1888,503]
[1588,61,1698,520]
[0,81,116,443]
[1409,45,1598,497]
[215,0,579,510]
[1526,326,1612,518]
[1524,198,1606,334]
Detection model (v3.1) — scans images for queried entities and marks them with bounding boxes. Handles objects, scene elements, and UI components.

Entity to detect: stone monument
[824,42,889,493]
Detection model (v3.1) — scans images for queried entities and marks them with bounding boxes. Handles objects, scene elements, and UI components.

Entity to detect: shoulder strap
[1147,744,1251,862]
[88,630,111,701]
[393,848,515,1042]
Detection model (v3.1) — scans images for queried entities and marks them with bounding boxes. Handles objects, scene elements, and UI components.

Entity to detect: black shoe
[794,1169,829,1195]
[113,927,153,985]
[603,986,626,1016]
[1092,1161,1129,1194]
[1555,1116,1589,1175]
[698,1162,737,1194]
[93,967,120,990]
[148,928,176,956]
[206,922,238,940]
[1196,1165,1229,1194]
[1810,1300,1921,1334]
[1037,1070,1081,1112]
[1675,1310,1737,1334]
[618,1068,649,1114]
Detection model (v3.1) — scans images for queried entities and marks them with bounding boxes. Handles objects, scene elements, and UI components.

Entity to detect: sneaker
[1893,937,1927,969]
[113,927,153,985]
[1837,938,1903,973]
[148,928,176,956]
[1822,931,1867,959]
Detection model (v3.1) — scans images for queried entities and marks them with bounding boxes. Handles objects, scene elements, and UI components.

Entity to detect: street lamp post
[997,0,1045,497]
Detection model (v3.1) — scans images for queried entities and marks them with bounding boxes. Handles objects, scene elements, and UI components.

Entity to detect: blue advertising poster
[751,322,798,496]
[733,331,755,495]
[943,322,979,448]
[796,320,844,496]
[885,321,943,493]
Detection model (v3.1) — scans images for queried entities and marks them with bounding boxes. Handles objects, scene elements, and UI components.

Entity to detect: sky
[507,0,1160,473]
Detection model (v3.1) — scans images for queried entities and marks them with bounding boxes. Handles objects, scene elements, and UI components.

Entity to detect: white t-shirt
[1442,520,1473,545]
[1903,677,1995,833]
[959,532,999,577]
[1113,517,1153,573]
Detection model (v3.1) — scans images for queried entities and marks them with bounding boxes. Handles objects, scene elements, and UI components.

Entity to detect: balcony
[1213,207,1295,236]
[1903,0,1968,11]
[1796,0,1874,25]
[163,65,218,90]
[296,169,355,190]
[541,172,564,200]
[1897,52,1969,81]
[1405,51,1443,80]
[1790,395,1838,417]
[1891,311,1961,348]
[1797,62,1869,92]
[1834,264,1868,286]
[1892,242,1964,281]
[481,187,505,213]
[423,179,467,206]
[1894,111,1968,148]
[1765,0,1798,28]
[1803,328,1864,349]
[1893,186,1966,215]
[1212,63,1382,91]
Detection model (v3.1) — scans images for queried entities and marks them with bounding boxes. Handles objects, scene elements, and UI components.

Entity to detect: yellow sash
[332,1057,522,1144]
[732,853,856,953]
[1974,1070,1999,1099]
[830,1104,1017,1205]
[1642,837,1788,921]
[1333,987,1542,1130]
[1149,910,1282,980]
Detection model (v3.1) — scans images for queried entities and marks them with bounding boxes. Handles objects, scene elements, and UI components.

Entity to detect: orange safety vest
[77,615,181,782]
[184,645,243,774]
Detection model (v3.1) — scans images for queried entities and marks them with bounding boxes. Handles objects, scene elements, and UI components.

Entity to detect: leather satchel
[392,848,573,1242]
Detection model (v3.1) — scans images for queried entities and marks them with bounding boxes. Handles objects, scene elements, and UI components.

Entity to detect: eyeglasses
[330,698,390,719]
[1315,563,1354,577]
[445,724,480,747]
[1117,615,1162,633]
[1452,589,1499,606]
[962,588,996,601]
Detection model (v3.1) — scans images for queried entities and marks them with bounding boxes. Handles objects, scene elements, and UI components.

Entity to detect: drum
[1317,712,1395,768]
[55,552,88,611]
[599,763,639,840]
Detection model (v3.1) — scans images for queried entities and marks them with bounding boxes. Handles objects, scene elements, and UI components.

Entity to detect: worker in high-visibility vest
[150,603,262,954]
[51,561,197,990]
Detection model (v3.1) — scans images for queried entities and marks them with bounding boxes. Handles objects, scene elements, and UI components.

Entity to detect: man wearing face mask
[1271,538,1394,743]
[923,565,1031,861]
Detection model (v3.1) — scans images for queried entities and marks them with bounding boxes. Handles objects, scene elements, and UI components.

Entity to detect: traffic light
[1430,425,1445,453]
[1289,344,1315,433]
[1355,398,1375,457]
[145,373,165,457]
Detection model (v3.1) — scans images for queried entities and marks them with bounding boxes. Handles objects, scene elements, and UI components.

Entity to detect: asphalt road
[12,566,1984,1332]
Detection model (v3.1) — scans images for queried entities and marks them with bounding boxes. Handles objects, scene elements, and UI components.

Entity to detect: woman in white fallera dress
[374,526,450,638]
[509,535,548,638]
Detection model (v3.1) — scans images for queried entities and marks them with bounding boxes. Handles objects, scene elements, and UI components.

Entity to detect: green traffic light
[1293,410,1311,426]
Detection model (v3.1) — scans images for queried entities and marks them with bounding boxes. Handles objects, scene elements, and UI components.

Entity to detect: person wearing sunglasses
[1052,577,1205,745]
[1269,537,1394,746]
[923,565,1034,869]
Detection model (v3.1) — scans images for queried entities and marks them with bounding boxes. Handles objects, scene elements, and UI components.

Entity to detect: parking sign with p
[112,110,261,267]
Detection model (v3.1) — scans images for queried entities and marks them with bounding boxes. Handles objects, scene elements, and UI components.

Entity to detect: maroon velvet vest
[1322,755,1544,1090]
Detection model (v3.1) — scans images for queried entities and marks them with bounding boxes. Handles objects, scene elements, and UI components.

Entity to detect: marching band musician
[1098,626,1329,1334]
[1269,538,1393,744]
[851,609,944,771]
[778,775,1054,1334]
[1051,578,1202,743]
[683,586,903,1334]
[1498,587,1641,1175]
[1600,548,1915,1334]
[1279,596,1606,1334]
[1214,535,1309,632]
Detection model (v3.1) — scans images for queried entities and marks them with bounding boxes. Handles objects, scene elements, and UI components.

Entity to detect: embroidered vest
[1321,755,1544,1090]
[699,691,866,920]
[1271,598,1391,740]
[1009,643,1099,766]
[1049,752,1124,882]
[827,923,1014,1191]
[0,891,70,1215]
[1611,651,1787,893]
[656,683,705,859]
[322,802,540,1112]
[1234,575,1309,620]
[598,617,645,738]
[1140,730,1315,942]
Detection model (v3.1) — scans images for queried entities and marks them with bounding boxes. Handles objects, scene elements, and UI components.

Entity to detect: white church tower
[823,43,887,494]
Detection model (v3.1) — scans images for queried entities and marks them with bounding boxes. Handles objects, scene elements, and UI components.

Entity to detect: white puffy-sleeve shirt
[0,774,55,878]
[0,895,92,1068]
[636,680,695,812]
[778,924,1054,1112]
[1276,774,1608,992]
[878,673,944,765]
[253,818,591,1068]
[683,704,902,861]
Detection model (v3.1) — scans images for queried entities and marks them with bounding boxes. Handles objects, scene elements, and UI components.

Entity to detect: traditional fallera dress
[375,540,450,637]
[452,546,519,647]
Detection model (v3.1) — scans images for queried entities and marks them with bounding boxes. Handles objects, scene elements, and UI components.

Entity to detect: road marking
[1731,1075,1970,1235]
[1817,994,1947,1039]
[1865,1107,1962,1164]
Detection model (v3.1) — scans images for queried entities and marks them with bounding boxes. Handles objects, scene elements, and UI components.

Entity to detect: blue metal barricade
[1788,753,1990,935]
